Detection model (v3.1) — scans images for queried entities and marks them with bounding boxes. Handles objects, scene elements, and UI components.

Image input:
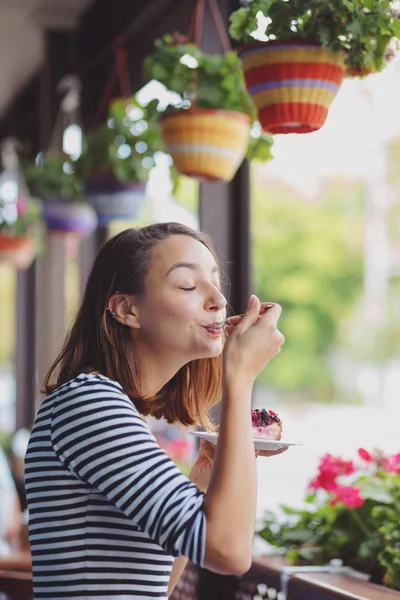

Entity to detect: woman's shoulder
[49,372,133,411]
[52,372,123,394]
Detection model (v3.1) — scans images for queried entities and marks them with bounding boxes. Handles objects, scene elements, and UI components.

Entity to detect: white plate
[189,430,303,451]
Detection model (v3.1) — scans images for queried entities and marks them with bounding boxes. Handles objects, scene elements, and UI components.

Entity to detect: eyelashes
[180,287,196,292]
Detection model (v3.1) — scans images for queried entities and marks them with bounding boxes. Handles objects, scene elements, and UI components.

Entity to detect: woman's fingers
[225,302,279,329]
[234,295,261,333]
[258,447,288,457]
[199,439,216,461]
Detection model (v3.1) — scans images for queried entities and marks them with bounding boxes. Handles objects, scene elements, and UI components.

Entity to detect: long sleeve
[50,376,206,566]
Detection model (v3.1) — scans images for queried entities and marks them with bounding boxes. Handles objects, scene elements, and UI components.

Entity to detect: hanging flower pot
[230,1,399,134]
[85,174,147,225]
[143,0,257,183]
[239,40,346,134]
[40,198,98,237]
[25,153,97,237]
[0,234,36,269]
[161,109,251,182]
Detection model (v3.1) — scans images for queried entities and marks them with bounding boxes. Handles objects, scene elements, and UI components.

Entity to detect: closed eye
[180,287,196,291]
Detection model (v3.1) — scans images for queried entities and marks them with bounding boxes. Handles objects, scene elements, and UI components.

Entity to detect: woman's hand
[189,439,216,493]
[189,438,287,494]
[223,296,284,386]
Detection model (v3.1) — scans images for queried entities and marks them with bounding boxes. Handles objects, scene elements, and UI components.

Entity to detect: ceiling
[0,0,93,116]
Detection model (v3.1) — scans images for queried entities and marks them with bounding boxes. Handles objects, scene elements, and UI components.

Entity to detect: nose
[206,285,226,313]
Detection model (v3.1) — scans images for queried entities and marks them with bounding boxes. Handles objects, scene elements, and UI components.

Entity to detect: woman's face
[133,234,226,362]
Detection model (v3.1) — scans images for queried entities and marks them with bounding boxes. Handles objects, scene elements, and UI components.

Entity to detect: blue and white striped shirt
[25,373,206,599]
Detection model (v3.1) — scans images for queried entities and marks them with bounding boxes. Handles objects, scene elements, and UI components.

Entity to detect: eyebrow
[166,262,219,276]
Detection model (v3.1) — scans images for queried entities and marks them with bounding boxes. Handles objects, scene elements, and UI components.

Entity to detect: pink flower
[16,197,28,216]
[319,454,356,477]
[384,453,400,475]
[309,453,356,492]
[310,472,339,492]
[358,448,375,463]
[330,486,364,508]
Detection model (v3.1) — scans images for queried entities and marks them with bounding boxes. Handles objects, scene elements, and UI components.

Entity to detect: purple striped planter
[41,198,98,237]
[85,176,147,225]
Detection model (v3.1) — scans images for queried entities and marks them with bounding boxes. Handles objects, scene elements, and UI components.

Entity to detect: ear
[107,294,141,329]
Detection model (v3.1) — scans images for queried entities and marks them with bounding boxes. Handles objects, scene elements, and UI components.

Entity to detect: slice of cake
[251,409,282,440]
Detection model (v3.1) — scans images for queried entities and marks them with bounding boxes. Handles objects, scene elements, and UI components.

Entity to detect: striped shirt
[25,373,206,600]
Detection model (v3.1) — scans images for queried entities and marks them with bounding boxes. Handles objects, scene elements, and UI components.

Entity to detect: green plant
[75,97,163,184]
[0,195,42,236]
[143,34,256,117]
[24,152,84,202]
[246,130,274,162]
[143,35,275,164]
[373,478,400,587]
[258,448,400,587]
[229,0,400,73]
[253,179,364,398]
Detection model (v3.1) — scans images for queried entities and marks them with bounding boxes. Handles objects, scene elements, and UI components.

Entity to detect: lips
[203,322,223,333]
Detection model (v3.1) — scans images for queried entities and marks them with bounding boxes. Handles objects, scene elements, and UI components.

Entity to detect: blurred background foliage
[1,138,400,406]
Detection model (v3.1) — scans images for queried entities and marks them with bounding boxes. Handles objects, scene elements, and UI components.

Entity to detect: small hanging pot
[0,234,36,269]
[239,39,346,134]
[161,108,251,182]
[41,198,98,237]
[159,0,251,182]
[85,174,147,225]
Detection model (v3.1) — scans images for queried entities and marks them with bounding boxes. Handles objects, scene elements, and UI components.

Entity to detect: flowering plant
[75,97,163,185]
[24,152,85,203]
[229,0,400,74]
[0,195,42,236]
[258,448,400,587]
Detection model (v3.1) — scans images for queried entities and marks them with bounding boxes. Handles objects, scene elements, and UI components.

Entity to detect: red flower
[309,453,356,492]
[384,453,400,475]
[16,198,27,216]
[320,453,356,476]
[358,448,375,463]
[330,486,364,508]
[310,471,339,492]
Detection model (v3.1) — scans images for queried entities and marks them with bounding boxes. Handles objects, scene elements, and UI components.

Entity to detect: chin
[195,341,224,360]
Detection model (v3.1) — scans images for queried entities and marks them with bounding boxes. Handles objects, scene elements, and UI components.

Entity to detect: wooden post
[30,6,83,413]
[35,234,68,393]
[79,227,109,297]
[200,161,252,315]
[198,0,252,316]
[15,266,36,430]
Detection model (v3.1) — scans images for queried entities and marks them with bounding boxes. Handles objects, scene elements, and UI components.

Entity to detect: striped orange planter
[239,40,346,134]
[0,234,36,269]
[161,109,251,182]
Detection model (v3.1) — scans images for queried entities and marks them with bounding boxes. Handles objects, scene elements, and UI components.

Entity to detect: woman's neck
[135,348,186,398]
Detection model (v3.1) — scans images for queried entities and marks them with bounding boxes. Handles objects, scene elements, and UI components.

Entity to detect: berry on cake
[251,409,282,440]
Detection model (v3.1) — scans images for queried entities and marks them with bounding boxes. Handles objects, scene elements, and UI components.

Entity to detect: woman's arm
[203,297,284,575]
[203,381,255,574]
[50,379,207,566]
[168,556,188,597]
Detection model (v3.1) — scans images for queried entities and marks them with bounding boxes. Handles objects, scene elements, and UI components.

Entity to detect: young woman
[25,222,285,600]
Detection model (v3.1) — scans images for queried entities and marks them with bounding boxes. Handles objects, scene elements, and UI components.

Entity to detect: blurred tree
[251,173,365,400]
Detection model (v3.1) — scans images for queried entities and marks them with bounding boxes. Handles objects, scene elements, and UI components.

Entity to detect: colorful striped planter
[239,40,346,134]
[41,199,98,237]
[86,176,147,225]
[161,109,251,182]
[0,234,36,269]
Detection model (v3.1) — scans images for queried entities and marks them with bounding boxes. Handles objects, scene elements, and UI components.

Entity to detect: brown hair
[43,222,222,429]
